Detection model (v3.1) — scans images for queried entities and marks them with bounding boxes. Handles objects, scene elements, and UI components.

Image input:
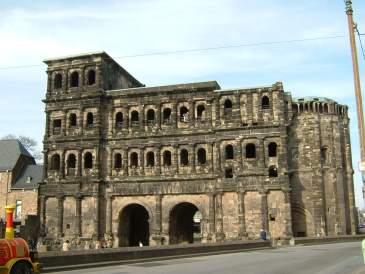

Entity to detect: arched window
[147,109,155,123]
[130,152,138,167]
[54,73,62,89]
[324,104,329,114]
[86,113,94,127]
[268,142,277,157]
[180,149,189,166]
[114,153,122,169]
[268,166,278,177]
[319,104,323,113]
[87,70,96,85]
[115,112,123,128]
[299,104,304,112]
[84,152,93,169]
[225,168,233,178]
[304,104,309,112]
[163,108,172,123]
[67,154,76,169]
[197,148,206,165]
[163,151,172,166]
[246,143,256,158]
[225,145,234,160]
[224,99,232,109]
[69,113,77,127]
[131,110,139,125]
[180,106,189,122]
[53,119,61,134]
[146,152,155,167]
[50,154,60,170]
[262,96,270,109]
[70,71,79,88]
[197,105,205,120]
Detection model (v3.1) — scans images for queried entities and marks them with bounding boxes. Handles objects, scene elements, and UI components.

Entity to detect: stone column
[189,100,195,127]
[260,190,269,232]
[106,195,113,235]
[62,112,67,135]
[43,151,48,179]
[75,195,82,237]
[152,194,163,245]
[174,145,179,174]
[79,108,84,135]
[237,191,247,239]
[45,111,50,137]
[77,150,82,176]
[60,150,66,178]
[56,195,64,237]
[206,193,215,242]
[39,195,46,237]
[93,194,100,239]
[215,192,224,241]
[282,189,293,239]
[156,146,161,175]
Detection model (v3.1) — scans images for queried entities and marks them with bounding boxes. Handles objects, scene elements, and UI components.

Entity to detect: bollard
[5,204,15,240]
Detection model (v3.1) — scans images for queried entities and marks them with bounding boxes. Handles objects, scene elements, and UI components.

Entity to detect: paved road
[50,241,365,274]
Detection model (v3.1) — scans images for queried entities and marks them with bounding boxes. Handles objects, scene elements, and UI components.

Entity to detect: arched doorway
[169,202,202,244]
[118,204,150,247]
[291,206,314,237]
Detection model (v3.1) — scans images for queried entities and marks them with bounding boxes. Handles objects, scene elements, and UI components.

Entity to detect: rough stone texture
[38,52,356,249]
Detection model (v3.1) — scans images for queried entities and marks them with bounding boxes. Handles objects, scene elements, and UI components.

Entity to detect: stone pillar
[215,192,224,241]
[93,194,100,239]
[174,145,179,174]
[43,151,48,179]
[56,195,64,237]
[189,100,195,127]
[62,112,67,135]
[79,108,84,135]
[45,111,50,137]
[156,146,161,175]
[39,195,46,237]
[206,193,215,242]
[106,195,113,235]
[60,150,66,178]
[237,191,247,239]
[140,148,144,175]
[77,150,82,176]
[260,190,269,232]
[282,189,293,239]
[152,194,163,245]
[75,195,82,237]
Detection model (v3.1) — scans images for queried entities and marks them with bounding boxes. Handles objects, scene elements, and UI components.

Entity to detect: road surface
[48,241,365,274]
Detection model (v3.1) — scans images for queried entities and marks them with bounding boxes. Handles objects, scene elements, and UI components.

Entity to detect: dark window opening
[54,74,62,89]
[87,70,96,85]
[84,152,93,169]
[224,99,232,115]
[115,112,124,128]
[321,147,328,164]
[262,96,270,109]
[324,104,329,114]
[225,168,233,178]
[69,113,77,127]
[163,108,172,123]
[70,71,79,88]
[66,224,71,229]
[269,214,276,221]
[246,143,256,158]
[146,152,155,167]
[114,153,122,169]
[50,154,60,170]
[197,148,206,165]
[180,106,189,122]
[268,142,277,157]
[197,105,205,120]
[225,144,234,160]
[147,109,155,123]
[86,113,94,127]
[180,149,189,166]
[163,151,172,166]
[53,119,61,134]
[269,166,278,177]
[319,104,323,113]
[131,111,139,125]
[67,154,76,169]
[130,152,138,167]
[299,104,304,112]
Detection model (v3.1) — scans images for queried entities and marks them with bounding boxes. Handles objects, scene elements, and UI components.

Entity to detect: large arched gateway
[169,202,202,244]
[118,204,150,247]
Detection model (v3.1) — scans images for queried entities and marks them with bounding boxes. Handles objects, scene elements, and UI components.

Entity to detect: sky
[0,0,365,207]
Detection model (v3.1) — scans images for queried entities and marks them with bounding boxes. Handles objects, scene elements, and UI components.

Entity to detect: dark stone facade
[38,52,356,248]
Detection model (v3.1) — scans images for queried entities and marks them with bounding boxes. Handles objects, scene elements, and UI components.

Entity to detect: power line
[0,34,346,71]
[355,25,365,61]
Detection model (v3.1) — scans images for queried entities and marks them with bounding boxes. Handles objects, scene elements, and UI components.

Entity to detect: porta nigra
[38,52,357,248]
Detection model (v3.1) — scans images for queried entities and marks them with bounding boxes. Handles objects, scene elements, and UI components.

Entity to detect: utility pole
[345,1,365,204]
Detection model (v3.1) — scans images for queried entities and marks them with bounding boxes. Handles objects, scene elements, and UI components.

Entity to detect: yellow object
[0,258,40,274]
[5,205,15,241]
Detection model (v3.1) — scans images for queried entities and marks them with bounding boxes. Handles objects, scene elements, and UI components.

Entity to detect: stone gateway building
[39,52,357,248]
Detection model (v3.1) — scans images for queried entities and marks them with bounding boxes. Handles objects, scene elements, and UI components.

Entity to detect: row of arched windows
[51,112,95,134]
[50,152,93,171]
[223,96,270,114]
[53,69,96,90]
[292,101,347,117]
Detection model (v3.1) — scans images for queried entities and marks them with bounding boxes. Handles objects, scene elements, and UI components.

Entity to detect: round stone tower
[288,97,356,237]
